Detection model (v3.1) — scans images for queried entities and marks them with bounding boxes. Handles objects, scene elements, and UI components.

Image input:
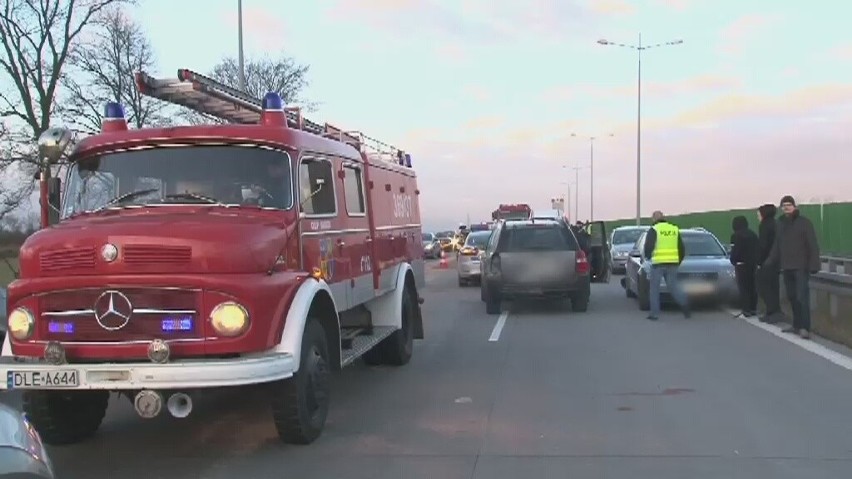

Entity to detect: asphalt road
[4,260,852,478]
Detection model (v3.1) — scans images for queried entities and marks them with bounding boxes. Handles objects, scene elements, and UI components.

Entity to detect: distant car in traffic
[456,230,492,286]
[622,227,739,311]
[435,230,454,252]
[0,402,56,478]
[609,225,650,274]
[422,232,441,259]
[479,219,591,314]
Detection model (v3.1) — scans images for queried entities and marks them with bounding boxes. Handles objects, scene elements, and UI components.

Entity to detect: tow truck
[1,68,426,446]
[491,204,532,222]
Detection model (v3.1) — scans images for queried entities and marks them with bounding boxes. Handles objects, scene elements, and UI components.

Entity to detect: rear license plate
[682,281,714,294]
[7,370,80,389]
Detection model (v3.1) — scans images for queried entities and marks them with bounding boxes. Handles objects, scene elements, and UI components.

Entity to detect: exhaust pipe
[134,390,163,419]
[166,392,193,418]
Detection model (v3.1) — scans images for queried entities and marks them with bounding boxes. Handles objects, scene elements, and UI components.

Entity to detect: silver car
[421,232,441,259]
[622,227,739,310]
[0,402,56,478]
[609,226,649,274]
[457,230,492,286]
[480,219,591,314]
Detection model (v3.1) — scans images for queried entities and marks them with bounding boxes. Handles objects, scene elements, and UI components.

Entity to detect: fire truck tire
[362,286,416,366]
[22,390,109,445]
[271,318,330,445]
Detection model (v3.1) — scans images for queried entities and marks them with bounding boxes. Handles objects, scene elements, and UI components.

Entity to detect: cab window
[299,158,336,216]
[342,164,366,215]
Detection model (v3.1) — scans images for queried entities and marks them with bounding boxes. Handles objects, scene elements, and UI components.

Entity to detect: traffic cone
[439,250,448,269]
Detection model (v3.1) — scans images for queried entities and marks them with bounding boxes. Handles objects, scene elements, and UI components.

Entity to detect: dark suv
[479,219,591,314]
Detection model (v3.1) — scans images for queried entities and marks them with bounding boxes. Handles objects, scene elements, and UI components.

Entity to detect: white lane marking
[728,309,852,372]
[489,312,508,342]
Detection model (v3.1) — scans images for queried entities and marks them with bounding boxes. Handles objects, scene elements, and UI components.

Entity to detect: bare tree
[178,53,316,126]
[61,6,167,134]
[0,0,133,219]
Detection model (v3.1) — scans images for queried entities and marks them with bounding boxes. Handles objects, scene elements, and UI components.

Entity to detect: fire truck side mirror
[38,126,74,165]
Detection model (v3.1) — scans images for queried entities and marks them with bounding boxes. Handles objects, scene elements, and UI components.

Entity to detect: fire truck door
[340,161,373,308]
[299,156,350,309]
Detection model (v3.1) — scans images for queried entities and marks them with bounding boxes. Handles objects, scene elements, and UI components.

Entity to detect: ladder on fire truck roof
[134,68,411,167]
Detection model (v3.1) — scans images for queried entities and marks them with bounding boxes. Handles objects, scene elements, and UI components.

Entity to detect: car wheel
[638,276,650,311]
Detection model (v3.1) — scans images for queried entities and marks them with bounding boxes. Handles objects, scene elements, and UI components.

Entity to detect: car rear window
[500,224,577,252]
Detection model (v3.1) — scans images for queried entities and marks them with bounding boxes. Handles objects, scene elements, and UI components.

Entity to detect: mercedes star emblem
[94,290,133,331]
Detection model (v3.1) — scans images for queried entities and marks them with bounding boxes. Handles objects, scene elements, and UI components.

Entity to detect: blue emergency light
[104,101,125,120]
[262,92,284,110]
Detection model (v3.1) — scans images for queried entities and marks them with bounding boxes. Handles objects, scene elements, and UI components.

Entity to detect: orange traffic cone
[439,250,449,269]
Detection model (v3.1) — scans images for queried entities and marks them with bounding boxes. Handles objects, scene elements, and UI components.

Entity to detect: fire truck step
[341,326,397,367]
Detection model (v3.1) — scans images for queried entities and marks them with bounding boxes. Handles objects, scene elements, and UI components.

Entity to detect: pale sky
[128,0,849,229]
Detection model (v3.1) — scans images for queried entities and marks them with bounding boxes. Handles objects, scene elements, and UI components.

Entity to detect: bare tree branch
[0,0,134,219]
[177,52,317,126]
[60,5,169,133]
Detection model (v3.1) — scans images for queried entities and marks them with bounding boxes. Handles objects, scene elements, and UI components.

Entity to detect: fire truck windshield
[62,145,293,217]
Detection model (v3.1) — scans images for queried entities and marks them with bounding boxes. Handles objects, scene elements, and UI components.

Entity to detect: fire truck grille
[123,245,192,265]
[39,247,96,272]
[38,287,201,342]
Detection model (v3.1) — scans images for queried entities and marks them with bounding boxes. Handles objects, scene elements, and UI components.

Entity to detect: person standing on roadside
[643,210,691,321]
[756,204,782,323]
[764,196,820,339]
[729,215,759,317]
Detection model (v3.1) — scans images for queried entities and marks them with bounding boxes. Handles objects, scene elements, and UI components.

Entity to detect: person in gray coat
[763,195,820,339]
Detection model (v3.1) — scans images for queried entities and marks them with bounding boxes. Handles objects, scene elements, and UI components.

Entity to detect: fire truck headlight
[8,307,35,340]
[209,302,250,337]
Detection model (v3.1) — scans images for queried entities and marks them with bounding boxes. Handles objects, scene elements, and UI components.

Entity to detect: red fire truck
[490,204,532,221]
[1,68,426,446]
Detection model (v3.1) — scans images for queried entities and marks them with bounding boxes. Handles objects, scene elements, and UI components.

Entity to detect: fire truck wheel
[22,390,109,445]
[271,318,330,444]
[362,286,416,366]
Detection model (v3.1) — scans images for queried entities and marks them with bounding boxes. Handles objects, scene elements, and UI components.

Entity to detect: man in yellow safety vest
[642,211,691,320]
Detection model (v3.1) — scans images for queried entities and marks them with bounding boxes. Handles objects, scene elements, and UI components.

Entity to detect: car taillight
[576,250,590,274]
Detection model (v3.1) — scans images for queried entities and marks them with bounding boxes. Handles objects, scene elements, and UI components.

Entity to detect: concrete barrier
[777,270,852,349]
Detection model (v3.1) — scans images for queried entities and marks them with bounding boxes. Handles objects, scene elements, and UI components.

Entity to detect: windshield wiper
[95,188,160,212]
[162,192,224,205]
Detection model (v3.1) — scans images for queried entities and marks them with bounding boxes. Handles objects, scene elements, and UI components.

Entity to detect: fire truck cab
[491,204,532,222]
[1,69,426,446]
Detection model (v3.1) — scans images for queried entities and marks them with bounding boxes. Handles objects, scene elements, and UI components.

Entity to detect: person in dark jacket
[755,203,781,323]
[764,195,820,339]
[729,215,759,317]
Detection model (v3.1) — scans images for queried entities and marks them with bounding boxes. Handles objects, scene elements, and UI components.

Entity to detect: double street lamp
[562,164,590,222]
[571,132,613,221]
[597,35,683,226]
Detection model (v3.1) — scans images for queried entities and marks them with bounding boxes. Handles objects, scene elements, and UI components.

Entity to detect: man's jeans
[649,263,688,317]
[782,269,811,331]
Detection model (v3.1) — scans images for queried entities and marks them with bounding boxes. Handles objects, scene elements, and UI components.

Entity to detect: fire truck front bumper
[0,351,296,391]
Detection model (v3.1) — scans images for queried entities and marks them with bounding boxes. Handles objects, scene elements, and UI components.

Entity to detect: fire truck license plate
[7,370,80,389]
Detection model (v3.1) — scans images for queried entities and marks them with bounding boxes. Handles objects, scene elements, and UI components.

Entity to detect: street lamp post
[571,132,614,221]
[237,0,247,91]
[563,164,590,221]
[597,34,683,226]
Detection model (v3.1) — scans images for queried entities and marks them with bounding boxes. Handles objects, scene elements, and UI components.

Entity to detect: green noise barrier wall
[604,201,852,256]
